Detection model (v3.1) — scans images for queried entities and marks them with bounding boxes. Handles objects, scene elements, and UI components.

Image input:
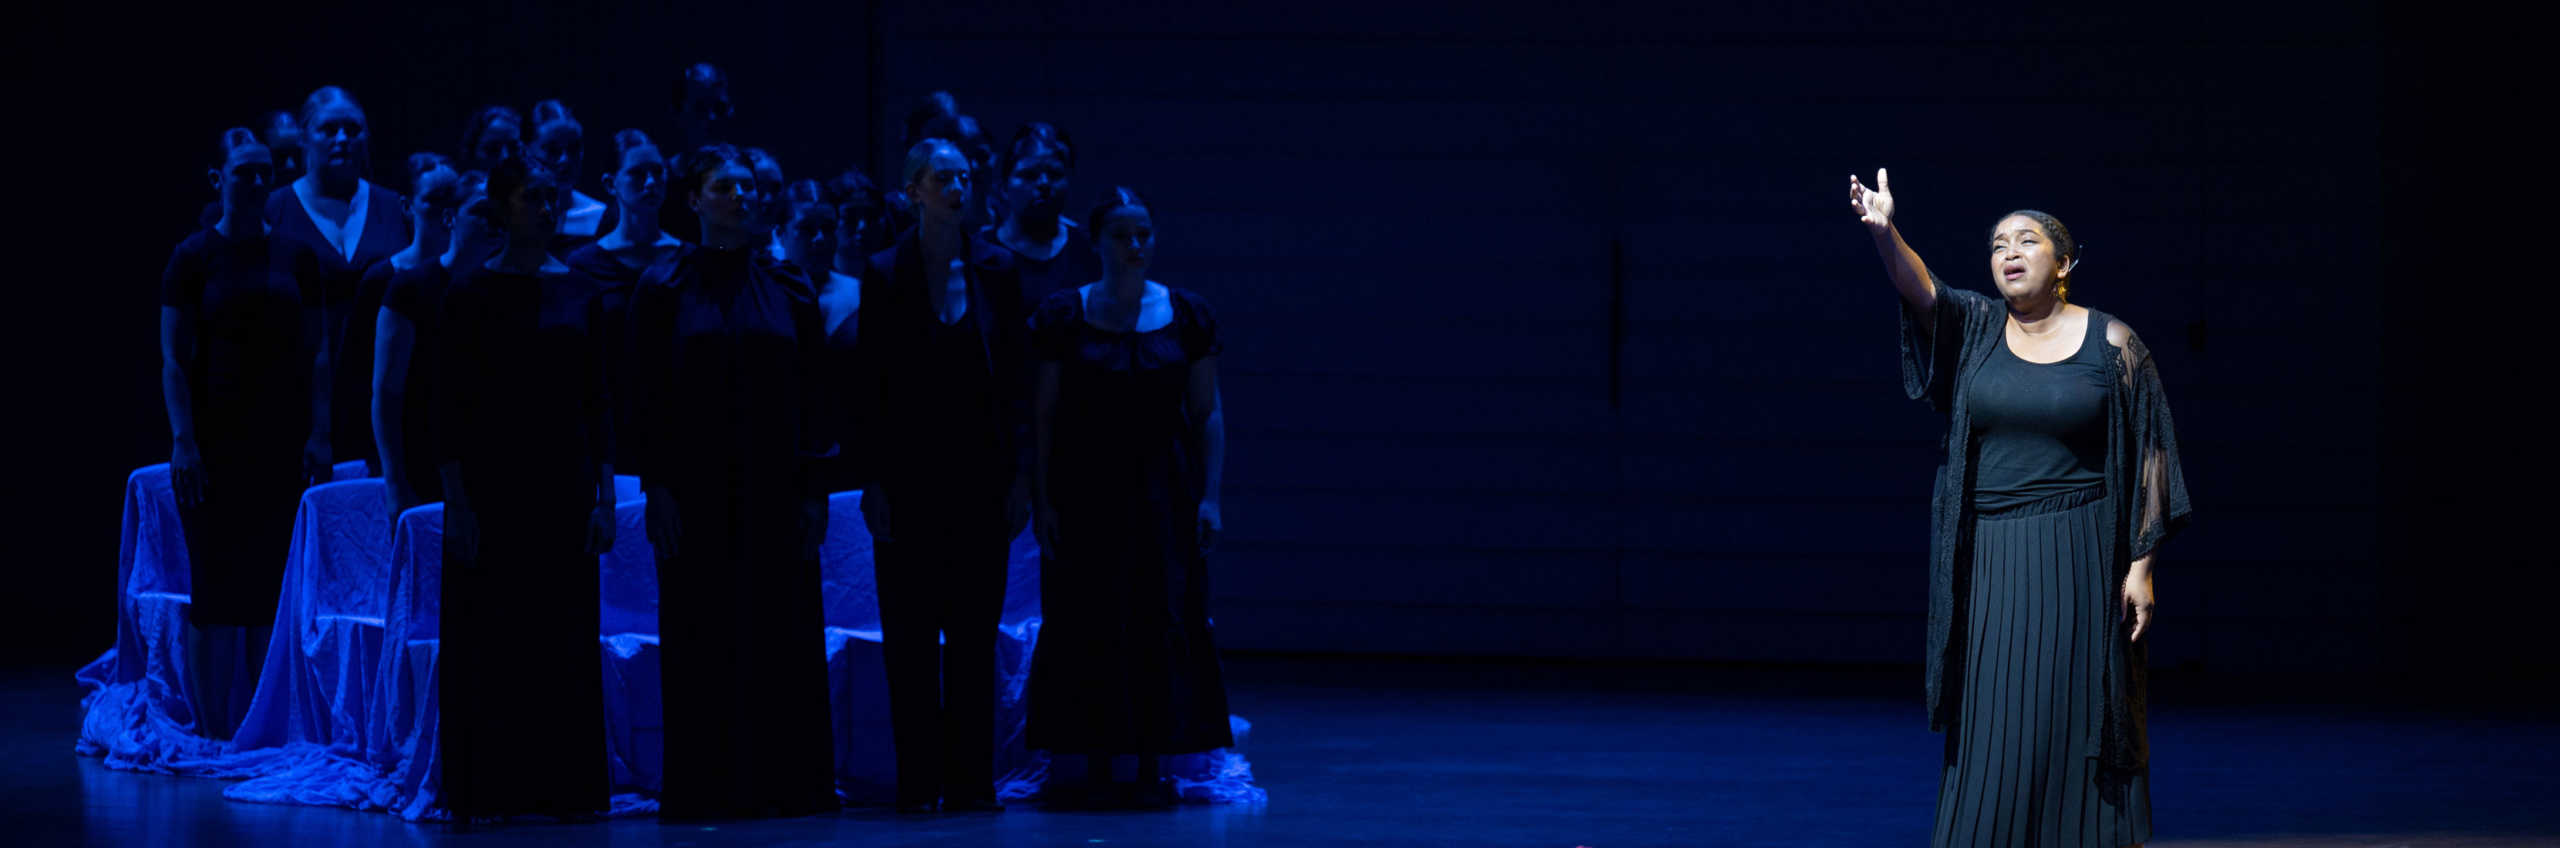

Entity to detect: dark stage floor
[7,657,2556,847]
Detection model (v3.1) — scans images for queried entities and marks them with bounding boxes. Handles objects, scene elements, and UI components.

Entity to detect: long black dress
[267,181,408,472]
[627,245,838,819]
[162,226,312,627]
[561,242,652,473]
[1899,277,2191,848]
[1934,314,2147,846]
[436,261,612,819]
[378,258,450,505]
[1024,286,1233,756]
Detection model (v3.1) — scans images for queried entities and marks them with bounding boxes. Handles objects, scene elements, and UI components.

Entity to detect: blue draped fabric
[75,461,370,773]
[77,466,1264,820]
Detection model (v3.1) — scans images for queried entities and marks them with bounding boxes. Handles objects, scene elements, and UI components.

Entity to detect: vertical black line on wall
[1607,238,1626,412]
[1606,236,1628,650]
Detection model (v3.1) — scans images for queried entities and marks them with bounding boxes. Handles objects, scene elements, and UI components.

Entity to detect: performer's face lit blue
[474,120,523,171]
[691,161,762,236]
[535,122,584,192]
[261,113,305,183]
[908,148,973,218]
[1098,206,1155,273]
[782,204,835,271]
[1989,215,2066,302]
[610,147,666,212]
[834,196,879,261]
[749,152,786,226]
[304,102,367,180]
[211,146,274,210]
[1003,148,1069,221]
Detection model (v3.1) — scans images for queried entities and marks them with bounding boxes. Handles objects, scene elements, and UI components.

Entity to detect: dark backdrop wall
[15,1,2534,690]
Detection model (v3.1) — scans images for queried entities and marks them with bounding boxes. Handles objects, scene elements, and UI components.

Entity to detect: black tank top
[1967,311,2109,513]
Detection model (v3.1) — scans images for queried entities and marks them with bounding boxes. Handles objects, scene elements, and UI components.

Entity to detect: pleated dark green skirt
[1934,490,2152,847]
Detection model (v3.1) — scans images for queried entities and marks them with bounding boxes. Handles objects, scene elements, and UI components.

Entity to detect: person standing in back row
[266,86,407,476]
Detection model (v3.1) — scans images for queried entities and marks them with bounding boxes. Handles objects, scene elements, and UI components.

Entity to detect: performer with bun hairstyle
[1849,168,2190,848]
[563,129,682,472]
[365,154,464,514]
[1025,187,1233,809]
[529,100,612,251]
[161,127,310,737]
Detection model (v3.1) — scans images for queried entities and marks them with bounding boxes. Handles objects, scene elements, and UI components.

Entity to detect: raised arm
[1850,168,1937,323]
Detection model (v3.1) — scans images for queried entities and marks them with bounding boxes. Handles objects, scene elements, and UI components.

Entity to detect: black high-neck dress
[626,245,839,819]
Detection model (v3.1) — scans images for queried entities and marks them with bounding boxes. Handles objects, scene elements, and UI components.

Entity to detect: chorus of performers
[157,76,1233,822]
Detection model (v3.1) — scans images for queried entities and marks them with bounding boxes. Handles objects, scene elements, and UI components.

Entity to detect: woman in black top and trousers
[855,138,1030,815]
[1850,169,2191,848]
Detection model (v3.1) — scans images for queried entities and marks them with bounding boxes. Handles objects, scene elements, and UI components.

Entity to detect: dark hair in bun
[532,99,581,137]
[1004,121,1074,172]
[462,105,525,161]
[218,126,263,160]
[298,85,366,131]
[476,155,557,227]
[613,128,656,158]
[405,152,452,189]
[1085,186,1151,234]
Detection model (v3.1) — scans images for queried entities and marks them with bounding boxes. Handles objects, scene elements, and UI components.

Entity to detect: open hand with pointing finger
[1849,168,1896,235]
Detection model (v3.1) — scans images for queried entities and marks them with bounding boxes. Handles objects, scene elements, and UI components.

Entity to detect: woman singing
[1849,168,2190,847]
